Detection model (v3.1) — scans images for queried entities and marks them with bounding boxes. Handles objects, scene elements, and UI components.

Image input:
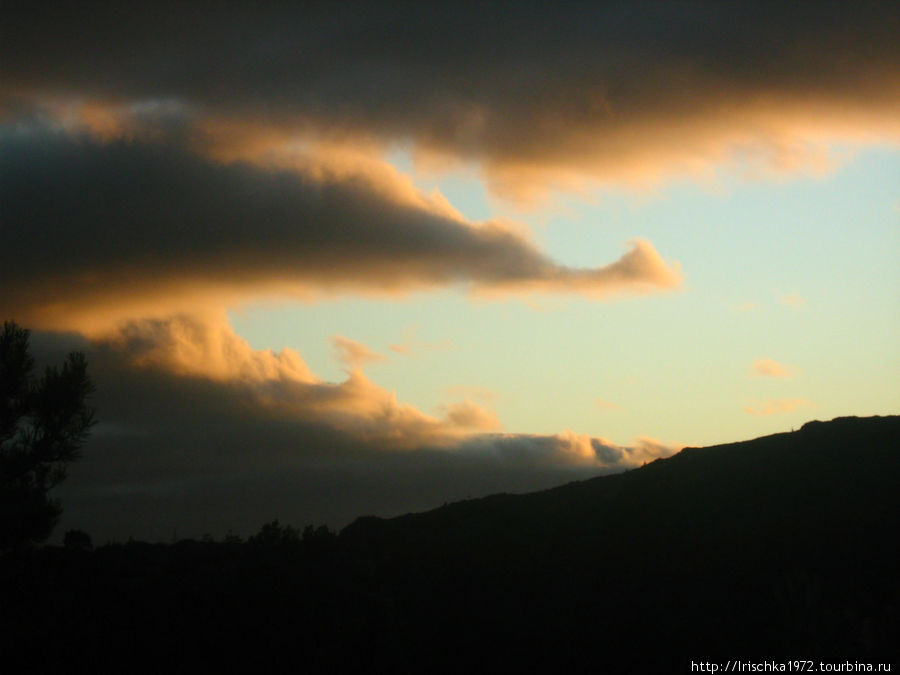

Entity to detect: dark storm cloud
[3,2,897,198]
[0,130,680,330]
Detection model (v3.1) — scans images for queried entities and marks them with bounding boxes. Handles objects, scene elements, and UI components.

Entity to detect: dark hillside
[345,416,898,570]
[340,416,899,667]
[2,417,897,671]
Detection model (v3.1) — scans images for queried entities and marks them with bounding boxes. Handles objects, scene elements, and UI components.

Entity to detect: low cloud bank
[27,323,679,541]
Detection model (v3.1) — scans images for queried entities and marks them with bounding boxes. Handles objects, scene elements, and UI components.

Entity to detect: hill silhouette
[2,416,897,671]
[339,415,899,667]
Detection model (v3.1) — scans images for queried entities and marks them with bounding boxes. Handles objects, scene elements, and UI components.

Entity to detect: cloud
[0,130,682,333]
[4,3,862,542]
[331,335,387,369]
[779,292,807,308]
[99,314,499,449]
[3,3,897,200]
[744,399,813,416]
[629,437,684,465]
[109,312,316,384]
[456,431,680,468]
[594,399,618,411]
[25,323,677,542]
[751,358,797,378]
[438,400,502,433]
[95,314,674,463]
[388,329,453,357]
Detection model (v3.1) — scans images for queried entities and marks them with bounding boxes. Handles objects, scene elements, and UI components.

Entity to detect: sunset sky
[2,2,898,540]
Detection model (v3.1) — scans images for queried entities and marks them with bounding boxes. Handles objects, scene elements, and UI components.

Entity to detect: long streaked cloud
[0,130,682,333]
[751,358,797,378]
[331,335,388,370]
[2,3,897,200]
[455,431,680,468]
[389,326,453,356]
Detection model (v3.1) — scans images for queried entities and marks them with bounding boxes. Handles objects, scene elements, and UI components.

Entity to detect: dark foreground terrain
[2,416,898,671]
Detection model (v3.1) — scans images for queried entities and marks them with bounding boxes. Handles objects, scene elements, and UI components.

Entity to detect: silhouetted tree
[248,519,301,548]
[223,529,243,544]
[63,528,92,551]
[303,524,335,545]
[1,320,95,551]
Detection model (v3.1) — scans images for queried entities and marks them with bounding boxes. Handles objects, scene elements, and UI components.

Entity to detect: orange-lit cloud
[33,321,675,540]
[473,238,682,299]
[779,292,807,308]
[112,312,316,384]
[3,3,885,541]
[331,336,388,370]
[594,399,618,411]
[23,312,684,540]
[388,329,453,357]
[100,314,500,449]
[0,131,682,334]
[630,437,684,465]
[57,312,676,473]
[438,400,502,433]
[387,326,453,356]
[4,4,897,201]
[744,399,813,416]
[71,312,676,467]
[751,358,797,378]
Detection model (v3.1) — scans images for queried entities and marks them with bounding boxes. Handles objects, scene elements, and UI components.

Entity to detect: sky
[1,2,898,541]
